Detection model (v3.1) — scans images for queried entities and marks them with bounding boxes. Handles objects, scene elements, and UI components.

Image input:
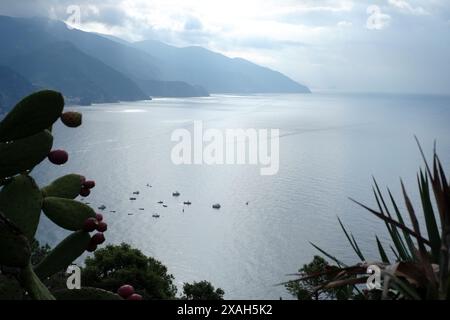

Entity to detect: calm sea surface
[32,93,450,299]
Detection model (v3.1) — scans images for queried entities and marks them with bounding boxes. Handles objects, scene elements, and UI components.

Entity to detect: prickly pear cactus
[0,90,110,300]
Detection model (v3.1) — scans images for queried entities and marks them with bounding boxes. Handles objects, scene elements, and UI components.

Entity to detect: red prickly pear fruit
[117,285,135,298]
[86,242,97,252]
[83,180,96,189]
[91,232,105,245]
[48,150,68,165]
[79,187,91,197]
[97,221,108,232]
[61,111,82,128]
[83,217,98,232]
[95,213,103,222]
[127,294,143,300]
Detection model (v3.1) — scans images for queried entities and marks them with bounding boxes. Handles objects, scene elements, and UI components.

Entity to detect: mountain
[133,40,311,94]
[43,26,209,97]
[0,15,310,104]
[0,66,36,114]
[139,80,209,97]
[9,41,148,105]
[0,16,207,100]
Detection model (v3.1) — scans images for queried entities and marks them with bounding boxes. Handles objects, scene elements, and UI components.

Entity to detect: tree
[285,256,355,300]
[82,243,177,299]
[182,281,225,300]
[30,240,51,266]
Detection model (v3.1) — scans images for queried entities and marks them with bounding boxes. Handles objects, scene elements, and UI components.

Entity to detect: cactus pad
[41,174,84,199]
[0,130,53,179]
[0,175,43,240]
[0,90,105,300]
[20,263,55,300]
[0,212,31,268]
[0,90,64,142]
[42,197,96,231]
[34,231,91,280]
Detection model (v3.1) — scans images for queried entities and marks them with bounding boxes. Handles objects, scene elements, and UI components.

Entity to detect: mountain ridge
[0,66,36,113]
[0,15,310,112]
[8,40,149,105]
[133,40,310,94]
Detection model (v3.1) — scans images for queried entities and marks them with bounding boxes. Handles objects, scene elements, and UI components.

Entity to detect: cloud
[267,0,354,15]
[337,21,352,27]
[221,37,307,50]
[1,0,450,94]
[366,5,391,30]
[184,16,203,31]
[90,6,128,26]
[388,0,429,16]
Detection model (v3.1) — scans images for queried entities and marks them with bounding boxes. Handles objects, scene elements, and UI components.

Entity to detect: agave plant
[291,138,449,300]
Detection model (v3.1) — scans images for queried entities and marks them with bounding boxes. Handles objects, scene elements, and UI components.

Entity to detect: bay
[33,93,450,299]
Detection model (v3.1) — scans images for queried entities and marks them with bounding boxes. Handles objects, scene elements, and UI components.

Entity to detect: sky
[1,0,450,94]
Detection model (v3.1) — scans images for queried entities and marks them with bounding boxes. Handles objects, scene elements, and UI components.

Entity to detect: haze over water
[33,93,450,299]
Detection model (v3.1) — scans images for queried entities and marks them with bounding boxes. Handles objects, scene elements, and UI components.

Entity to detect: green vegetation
[83,243,177,299]
[30,242,225,300]
[285,256,359,300]
[182,281,225,300]
[0,90,112,300]
[287,141,450,300]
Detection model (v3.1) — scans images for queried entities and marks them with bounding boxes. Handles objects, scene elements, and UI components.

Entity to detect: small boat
[146,184,152,188]
[183,201,192,205]
[157,201,164,204]
[152,214,160,218]
[212,203,221,209]
[172,191,180,197]
[163,204,168,208]
[130,197,137,200]
[245,201,249,205]
[98,205,106,210]
[128,213,134,216]
[110,210,116,213]
[139,208,145,211]
[133,191,140,195]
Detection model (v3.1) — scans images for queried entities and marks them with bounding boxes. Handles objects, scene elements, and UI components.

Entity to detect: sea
[31,92,450,299]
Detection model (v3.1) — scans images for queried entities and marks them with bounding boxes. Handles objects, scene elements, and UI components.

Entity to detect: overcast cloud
[1,0,449,94]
